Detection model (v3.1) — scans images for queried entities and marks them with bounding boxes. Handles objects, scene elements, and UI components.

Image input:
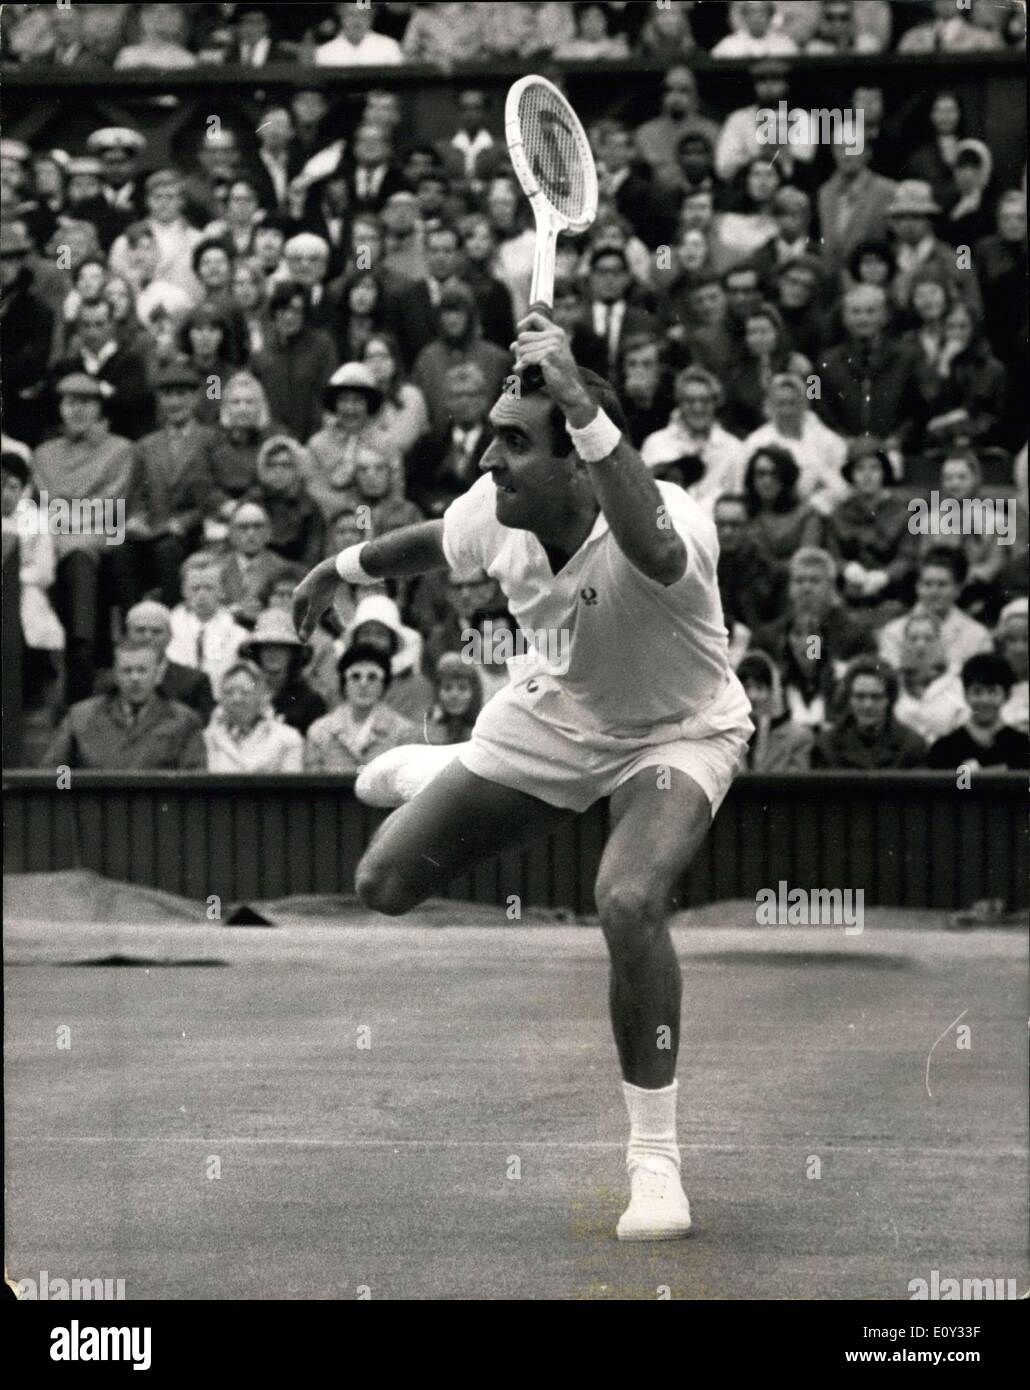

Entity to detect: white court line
[8,1135,1027,1158]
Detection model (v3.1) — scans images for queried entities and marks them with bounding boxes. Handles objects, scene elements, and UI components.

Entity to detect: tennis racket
[504,75,599,313]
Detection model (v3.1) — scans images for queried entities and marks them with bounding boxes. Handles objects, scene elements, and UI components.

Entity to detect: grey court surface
[5,905,1027,1301]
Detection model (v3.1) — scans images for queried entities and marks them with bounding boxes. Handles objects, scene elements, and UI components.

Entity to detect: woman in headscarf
[204,660,304,772]
[305,362,404,521]
[892,612,968,743]
[248,435,324,567]
[943,139,995,247]
[736,649,813,771]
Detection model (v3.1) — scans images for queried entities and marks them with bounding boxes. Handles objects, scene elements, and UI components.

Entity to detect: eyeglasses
[346,670,383,683]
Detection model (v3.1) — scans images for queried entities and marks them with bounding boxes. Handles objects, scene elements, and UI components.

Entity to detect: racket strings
[518,84,588,222]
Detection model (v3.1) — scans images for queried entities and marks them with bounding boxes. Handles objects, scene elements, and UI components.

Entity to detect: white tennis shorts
[458,668,754,815]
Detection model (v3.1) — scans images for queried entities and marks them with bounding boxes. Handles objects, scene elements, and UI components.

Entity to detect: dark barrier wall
[4,771,1025,914]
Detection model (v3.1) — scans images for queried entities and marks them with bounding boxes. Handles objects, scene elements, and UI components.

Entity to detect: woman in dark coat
[251,281,337,444]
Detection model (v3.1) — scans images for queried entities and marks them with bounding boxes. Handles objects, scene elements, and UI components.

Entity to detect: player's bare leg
[594,766,715,1240]
[356,758,572,915]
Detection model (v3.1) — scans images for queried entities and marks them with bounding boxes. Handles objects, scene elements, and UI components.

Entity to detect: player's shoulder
[656,480,718,544]
[441,474,503,571]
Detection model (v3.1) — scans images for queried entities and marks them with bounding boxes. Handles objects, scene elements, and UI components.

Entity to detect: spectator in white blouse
[641,366,746,514]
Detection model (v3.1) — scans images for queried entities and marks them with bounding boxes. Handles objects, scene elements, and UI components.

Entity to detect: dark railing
[4,770,1025,914]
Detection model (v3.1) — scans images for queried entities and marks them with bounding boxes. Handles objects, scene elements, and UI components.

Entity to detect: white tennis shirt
[442,475,734,737]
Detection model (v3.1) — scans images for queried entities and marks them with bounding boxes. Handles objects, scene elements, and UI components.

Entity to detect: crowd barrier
[2,52,1025,192]
[4,770,1025,914]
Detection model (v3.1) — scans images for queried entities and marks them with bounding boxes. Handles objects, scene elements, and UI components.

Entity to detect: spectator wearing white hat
[343,594,433,724]
[86,127,147,218]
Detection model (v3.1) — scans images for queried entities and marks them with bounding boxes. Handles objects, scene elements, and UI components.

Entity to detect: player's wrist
[566,406,621,463]
[334,542,375,585]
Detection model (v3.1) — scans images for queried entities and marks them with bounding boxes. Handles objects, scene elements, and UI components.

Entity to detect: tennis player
[294,312,752,1240]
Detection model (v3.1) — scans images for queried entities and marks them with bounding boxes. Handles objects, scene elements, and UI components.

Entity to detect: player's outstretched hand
[511,311,591,420]
[292,557,340,642]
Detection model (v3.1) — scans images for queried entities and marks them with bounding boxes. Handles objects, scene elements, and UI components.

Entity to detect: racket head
[504,75,598,236]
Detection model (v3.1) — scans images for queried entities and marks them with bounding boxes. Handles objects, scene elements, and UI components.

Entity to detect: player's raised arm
[512,312,687,587]
[292,519,447,641]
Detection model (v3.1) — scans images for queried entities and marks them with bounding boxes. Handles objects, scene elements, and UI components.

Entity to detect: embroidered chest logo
[580,587,599,606]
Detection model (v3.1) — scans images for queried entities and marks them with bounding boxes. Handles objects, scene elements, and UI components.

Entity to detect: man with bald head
[96,600,215,721]
[816,284,921,443]
[221,501,283,625]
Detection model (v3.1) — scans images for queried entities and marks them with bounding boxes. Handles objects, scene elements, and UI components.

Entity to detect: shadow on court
[5,911,1027,1300]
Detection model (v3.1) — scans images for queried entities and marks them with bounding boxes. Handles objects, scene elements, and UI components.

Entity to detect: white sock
[623,1079,680,1173]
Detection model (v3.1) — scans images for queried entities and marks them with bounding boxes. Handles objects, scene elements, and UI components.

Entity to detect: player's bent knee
[355,855,419,917]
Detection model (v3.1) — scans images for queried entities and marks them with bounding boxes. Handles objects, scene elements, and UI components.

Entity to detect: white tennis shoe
[616,1158,692,1241]
[355,743,462,808]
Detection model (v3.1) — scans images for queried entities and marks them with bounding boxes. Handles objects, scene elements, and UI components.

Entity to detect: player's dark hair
[519,365,630,459]
[920,546,967,586]
[960,652,1015,694]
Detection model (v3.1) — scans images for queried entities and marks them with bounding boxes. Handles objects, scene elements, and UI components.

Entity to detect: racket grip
[526,301,554,320]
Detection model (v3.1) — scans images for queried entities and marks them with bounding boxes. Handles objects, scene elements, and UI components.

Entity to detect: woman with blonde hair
[209,370,275,514]
[892,612,968,743]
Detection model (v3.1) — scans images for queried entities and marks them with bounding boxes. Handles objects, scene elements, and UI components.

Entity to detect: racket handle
[526,301,554,320]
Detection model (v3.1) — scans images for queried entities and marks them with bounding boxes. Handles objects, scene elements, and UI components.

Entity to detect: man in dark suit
[96,600,215,723]
[225,5,297,66]
[598,122,666,249]
[347,124,406,215]
[391,223,465,368]
[585,247,660,379]
[247,106,305,213]
[408,362,493,518]
[551,277,608,378]
[48,639,206,770]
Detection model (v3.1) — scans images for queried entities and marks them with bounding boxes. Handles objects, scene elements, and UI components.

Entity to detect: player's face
[482,392,574,531]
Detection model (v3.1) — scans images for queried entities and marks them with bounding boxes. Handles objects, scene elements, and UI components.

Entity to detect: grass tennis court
[5,908,1027,1300]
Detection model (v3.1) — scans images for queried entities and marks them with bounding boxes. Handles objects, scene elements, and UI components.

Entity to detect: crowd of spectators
[2,2,1027,70]
[1,1,1026,777]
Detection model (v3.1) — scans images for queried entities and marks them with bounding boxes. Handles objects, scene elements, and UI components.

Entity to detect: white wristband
[566,407,621,463]
[334,542,374,584]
